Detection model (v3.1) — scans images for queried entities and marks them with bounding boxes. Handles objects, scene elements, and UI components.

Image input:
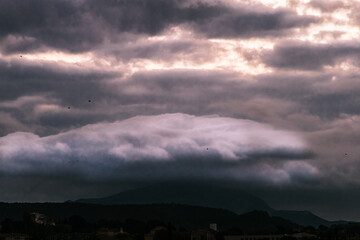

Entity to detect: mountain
[0,202,298,232]
[77,182,272,214]
[270,210,330,227]
[76,183,332,227]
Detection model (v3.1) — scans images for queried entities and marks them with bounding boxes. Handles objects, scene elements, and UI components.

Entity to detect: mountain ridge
[75,183,334,227]
[77,183,272,214]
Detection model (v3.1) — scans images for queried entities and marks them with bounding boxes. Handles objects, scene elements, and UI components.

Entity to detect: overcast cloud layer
[1,0,360,220]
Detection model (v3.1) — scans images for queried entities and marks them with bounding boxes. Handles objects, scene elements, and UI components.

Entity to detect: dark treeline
[3,215,360,240]
[1,214,175,240]
[0,203,360,240]
[0,203,295,230]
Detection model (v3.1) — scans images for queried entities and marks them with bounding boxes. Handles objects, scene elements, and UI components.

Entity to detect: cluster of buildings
[223,233,317,240]
[0,234,31,240]
[28,213,55,227]
[144,223,318,240]
[0,212,321,240]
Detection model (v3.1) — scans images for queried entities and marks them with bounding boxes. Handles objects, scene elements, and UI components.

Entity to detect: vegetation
[0,203,359,240]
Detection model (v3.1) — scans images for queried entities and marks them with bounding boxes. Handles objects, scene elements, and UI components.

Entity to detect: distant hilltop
[76,182,332,227]
[77,182,272,214]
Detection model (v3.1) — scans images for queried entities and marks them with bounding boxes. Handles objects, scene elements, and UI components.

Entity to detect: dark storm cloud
[0,35,42,54]
[262,41,360,70]
[89,0,317,38]
[0,0,318,54]
[0,112,30,136]
[103,71,360,205]
[110,70,240,106]
[85,0,223,35]
[83,0,317,39]
[111,70,360,121]
[0,59,117,102]
[0,59,121,135]
[249,113,360,221]
[3,57,360,140]
[0,0,104,53]
[192,8,317,38]
[103,38,214,63]
[0,69,242,136]
[252,72,360,121]
[306,115,360,180]
[4,62,360,136]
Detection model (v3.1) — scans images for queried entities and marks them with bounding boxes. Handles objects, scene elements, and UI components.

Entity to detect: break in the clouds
[2,0,360,220]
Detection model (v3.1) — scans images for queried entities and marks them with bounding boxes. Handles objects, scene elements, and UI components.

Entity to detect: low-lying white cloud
[0,113,315,183]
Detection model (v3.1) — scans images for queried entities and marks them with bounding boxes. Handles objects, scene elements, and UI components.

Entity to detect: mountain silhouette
[77,183,272,214]
[76,182,332,227]
[270,210,330,227]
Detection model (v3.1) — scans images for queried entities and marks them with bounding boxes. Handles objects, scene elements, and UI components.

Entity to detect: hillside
[271,210,330,227]
[77,183,272,214]
[76,183,332,227]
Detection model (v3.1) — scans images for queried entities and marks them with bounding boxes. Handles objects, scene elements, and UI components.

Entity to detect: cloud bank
[0,114,314,183]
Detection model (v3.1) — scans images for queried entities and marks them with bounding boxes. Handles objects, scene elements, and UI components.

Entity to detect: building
[0,234,31,240]
[291,233,318,239]
[191,229,217,240]
[210,224,218,232]
[96,227,132,240]
[224,233,318,240]
[224,234,284,240]
[29,212,55,226]
[144,226,168,240]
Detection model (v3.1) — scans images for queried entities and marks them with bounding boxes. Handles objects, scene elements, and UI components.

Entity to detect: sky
[1,0,360,221]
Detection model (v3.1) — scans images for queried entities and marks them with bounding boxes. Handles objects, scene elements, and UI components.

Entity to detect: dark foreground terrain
[0,202,359,240]
[0,202,296,230]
